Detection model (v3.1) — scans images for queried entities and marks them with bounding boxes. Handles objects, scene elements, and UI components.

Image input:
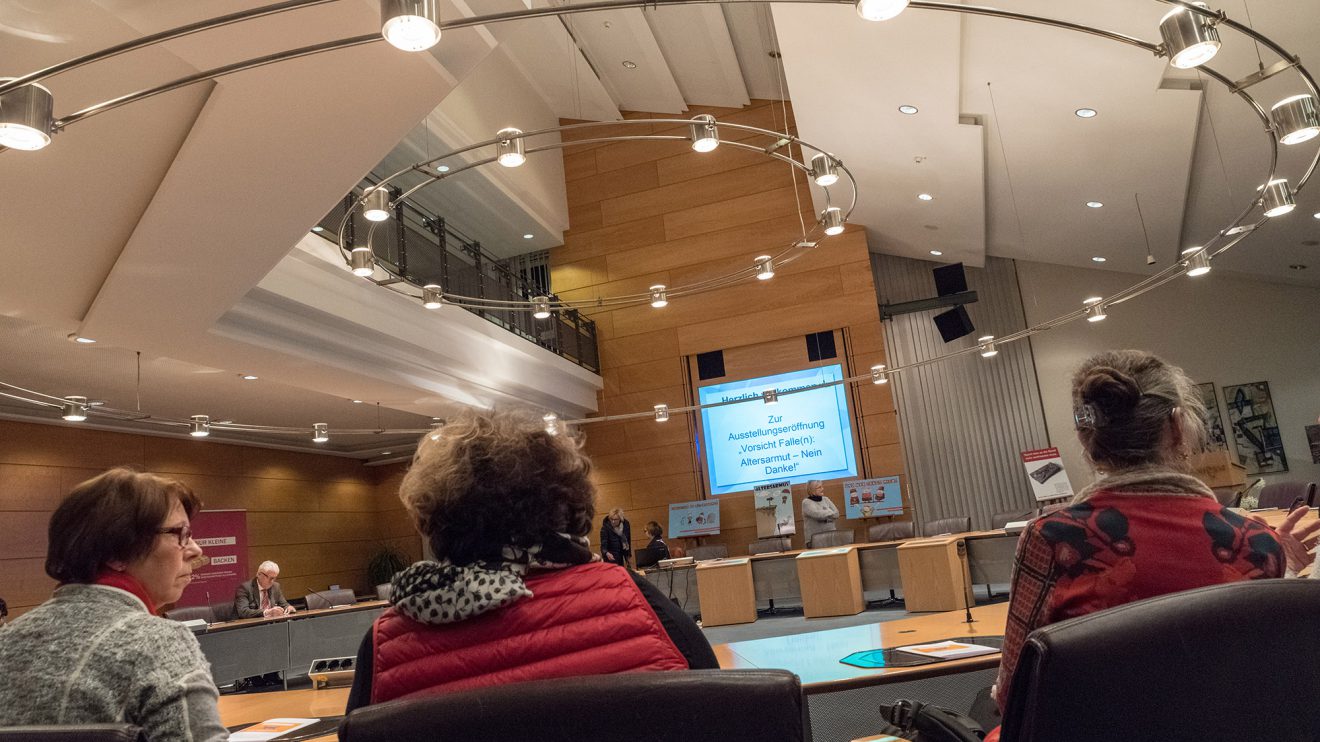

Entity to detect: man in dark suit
[234,560,295,619]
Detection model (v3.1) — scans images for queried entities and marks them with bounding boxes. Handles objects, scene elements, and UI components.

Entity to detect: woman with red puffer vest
[344,408,716,713]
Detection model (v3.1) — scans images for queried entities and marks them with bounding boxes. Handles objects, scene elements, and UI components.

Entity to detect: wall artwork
[1307,425,1320,465]
[1195,382,1229,452]
[1224,382,1288,475]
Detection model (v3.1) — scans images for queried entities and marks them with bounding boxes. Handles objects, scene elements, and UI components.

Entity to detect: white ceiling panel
[721,3,785,102]
[567,7,686,114]
[644,5,750,108]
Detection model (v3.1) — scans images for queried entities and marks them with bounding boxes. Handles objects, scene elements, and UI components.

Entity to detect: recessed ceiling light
[898,105,919,115]
[352,399,363,404]
[240,374,258,380]
[1092,256,1107,263]
[67,333,96,344]
[1290,264,1307,270]
[1313,211,1320,219]
[621,60,637,69]
[918,193,934,201]
[1075,108,1097,118]
[523,234,533,239]
[436,165,450,173]
[381,451,392,456]
[930,250,943,256]
[1085,201,1103,208]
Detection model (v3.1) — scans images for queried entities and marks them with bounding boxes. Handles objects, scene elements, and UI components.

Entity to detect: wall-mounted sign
[1021,448,1074,502]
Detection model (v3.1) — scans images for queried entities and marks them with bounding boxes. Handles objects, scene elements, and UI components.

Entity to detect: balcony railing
[318,183,598,374]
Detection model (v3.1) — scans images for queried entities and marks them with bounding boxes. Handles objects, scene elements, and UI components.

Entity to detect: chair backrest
[1257,481,1317,510]
[867,521,914,542]
[1000,580,1320,742]
[807,529,855,548]
[339,669,807,742]
[687,544,728,561]
[305,588,357,611]
[0,725,145,741]
[991,509,1035,530]
[210,600,238,624]
[922,516,971,537]
[748,536,791,555]
[163,604,215,623]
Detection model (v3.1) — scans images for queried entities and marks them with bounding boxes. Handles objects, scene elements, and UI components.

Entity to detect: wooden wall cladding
[550,100,906,559]
[0,420,420,618]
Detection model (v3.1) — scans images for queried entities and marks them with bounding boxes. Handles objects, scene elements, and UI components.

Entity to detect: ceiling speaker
[933,263,968,297]
[933,305,975,343]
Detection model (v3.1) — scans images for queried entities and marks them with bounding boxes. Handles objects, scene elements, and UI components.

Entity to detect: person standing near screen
[801,480,840,547]
[600,508,633,567]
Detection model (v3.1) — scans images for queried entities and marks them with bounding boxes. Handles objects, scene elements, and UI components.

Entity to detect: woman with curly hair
[345,408,716,712]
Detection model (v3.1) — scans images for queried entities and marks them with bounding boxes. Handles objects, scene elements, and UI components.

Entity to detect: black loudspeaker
[933,263,968,297]
[696,350,725,380]
[933,305,975,343]
[805,331,837,362]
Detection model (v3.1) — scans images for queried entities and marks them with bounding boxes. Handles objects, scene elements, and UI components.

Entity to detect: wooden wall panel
[0,420,417,618]
[551,100,906,558]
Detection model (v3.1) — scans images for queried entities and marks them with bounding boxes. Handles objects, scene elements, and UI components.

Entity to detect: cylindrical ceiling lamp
[61,396,88,422]
[380,0,442,52]
[1159,4,1220,69]
[855,0,909,22]
[542,413,559,435]
[189,415,211,437]
[1261,178,1296,217]
[1086,304,1107,322]
[532,296,551,319]
[755,256,775,280]
[1185,251,1212,277]
[496,128,526,167]
[870,364,889,384]
[810,153,840,187]
[1272,95,1319,145]
[822,207,845,236]
[688,114,719,153]
[422,284,443,309]
[312,423,330,443]
[362,187,391,222]
[762,389,779,405]
[649,284,668,308]
[654,404,670,422]
[978,335,998,358]
[0,81,54,151]
[350,247,375,277]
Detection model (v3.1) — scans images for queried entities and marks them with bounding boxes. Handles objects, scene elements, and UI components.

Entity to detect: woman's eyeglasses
[158,525,194,547]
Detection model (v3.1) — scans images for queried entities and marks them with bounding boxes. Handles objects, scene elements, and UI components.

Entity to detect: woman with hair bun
[990,350,1316,722]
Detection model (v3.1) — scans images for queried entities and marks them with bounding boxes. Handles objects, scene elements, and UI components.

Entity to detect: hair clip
[1073,403,1102,429]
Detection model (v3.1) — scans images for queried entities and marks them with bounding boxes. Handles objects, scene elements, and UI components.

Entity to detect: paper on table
[894,640,998,660]
[230,718,319,741]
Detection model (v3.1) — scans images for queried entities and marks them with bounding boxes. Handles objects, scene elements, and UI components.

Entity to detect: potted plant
[367,545,409,600]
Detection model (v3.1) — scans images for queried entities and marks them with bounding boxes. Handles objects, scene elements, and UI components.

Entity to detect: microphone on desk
[303,588,343,612]
[957,540,976,627]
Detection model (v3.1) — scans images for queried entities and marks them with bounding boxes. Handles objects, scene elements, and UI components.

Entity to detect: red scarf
[94,570,158,616]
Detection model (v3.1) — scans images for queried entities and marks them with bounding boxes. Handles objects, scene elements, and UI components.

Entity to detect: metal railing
[318,182,598,373]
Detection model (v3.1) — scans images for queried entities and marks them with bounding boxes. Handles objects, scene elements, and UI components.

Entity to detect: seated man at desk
[234,560,296,619]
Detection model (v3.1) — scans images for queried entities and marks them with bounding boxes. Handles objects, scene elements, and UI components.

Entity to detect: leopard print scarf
[389,533,598,625]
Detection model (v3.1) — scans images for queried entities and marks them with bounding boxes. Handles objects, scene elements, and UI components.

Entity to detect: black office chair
[867,521,915,541]
[305,588,357,610]
[991,509,1035,530]
[808,529,855,548]
[1257,481,1317,510]
[339,669,808,742]
[922,516,971,537]
[998,580,1320,741]
[748,536,791,554]
[687,544,728,561]
[0,725,144,741]
[163,605,215,623]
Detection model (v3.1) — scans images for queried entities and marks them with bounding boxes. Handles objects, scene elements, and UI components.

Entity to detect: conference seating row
[163,588,358,623]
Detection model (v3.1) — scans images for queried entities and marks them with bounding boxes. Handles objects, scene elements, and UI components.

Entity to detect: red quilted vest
[371,561,689,703]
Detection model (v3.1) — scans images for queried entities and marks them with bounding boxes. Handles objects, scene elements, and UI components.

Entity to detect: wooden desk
[200,602,386,685]
[715,602,1007,694]
[695,558,757,626]
[896,536,975,612]
[797,546,864,618]
[218,687,349,742]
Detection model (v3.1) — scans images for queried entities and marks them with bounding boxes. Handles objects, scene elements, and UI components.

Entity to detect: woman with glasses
[0,467,227,742]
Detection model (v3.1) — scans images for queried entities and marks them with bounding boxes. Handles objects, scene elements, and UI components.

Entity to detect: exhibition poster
[842,476,904,519]
[1020,448,1074,502]
[178,509,247,607]
[668,499,721,538]
[752,480,796,538]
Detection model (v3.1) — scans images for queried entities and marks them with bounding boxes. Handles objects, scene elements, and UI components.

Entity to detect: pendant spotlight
[855,0,909,22]
[821,207,846,236]
[755,256,775,280]
[1272,95,1320,145]
[1086,304,1107,322]
[688,114,719,153]
[61,396,88,422]
[1261,178,1296,217]
[0,81,54,151]
[495,128,526,167]
[532,296,551,319]
[380,0,442,52]
[649,285,668,308]
[189,415,211,437]
[1159,3,1221,69]
[312,423,330,443]
[654,404,670,423]
[811,153,841,187]
[542,413,560,435]
[349,247,375,277]
[422,284,443,309]
[978,336,999,358]
[362,187,391,222]
[762,389,779,405]
[870,364,889,384]
[1184,250,1212,277]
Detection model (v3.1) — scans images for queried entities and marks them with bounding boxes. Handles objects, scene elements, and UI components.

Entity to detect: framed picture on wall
[1223,381,1288,475]
[1195,382,1229,452]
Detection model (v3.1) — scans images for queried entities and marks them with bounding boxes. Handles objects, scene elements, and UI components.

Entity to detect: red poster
[178,509,248,608]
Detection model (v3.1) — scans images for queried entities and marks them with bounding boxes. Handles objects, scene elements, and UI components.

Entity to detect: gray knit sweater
[0,584,228,741]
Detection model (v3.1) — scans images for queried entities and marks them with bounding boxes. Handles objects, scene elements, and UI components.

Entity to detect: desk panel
[289,606,384,675]
[200,621,288,685]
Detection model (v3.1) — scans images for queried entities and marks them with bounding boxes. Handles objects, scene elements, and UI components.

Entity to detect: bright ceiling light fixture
[240,374,258,380]
[761,389,779,405]
[654,404,669,422]
[189,415,211,437]
[688,114,719,153]
[1075,108,1098,118]
[1084,296,1103,305]
[1184,250,1212,277]
[898,105,919,115]
[649,284,668,308]
[918,193,934,201]
[495,128,526,167]
[542,413,559,435]
[312,423,330,443]
[0,81,54,151]
[67,333,95,344]
[755,256,775,280]
[1261,178,1296,217]
[1086,201,1103,208]
[1092,256,1107,263]
[1272,95,1319,145]
[1086,303,1107,322]
[422,284,443,309]
[978,336,998,358]
[810,153,840,187]
[870,364,889,384]
[61,396,88,422]
[362,187,391,222]
[930,250,943,256]
[822,206,845,236]
[523,233,533,239]
[349,246,375,277]
[855,0,909,22]
[380,0,441,52]
[1159,3,1221,69]
[532,296,551,319]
